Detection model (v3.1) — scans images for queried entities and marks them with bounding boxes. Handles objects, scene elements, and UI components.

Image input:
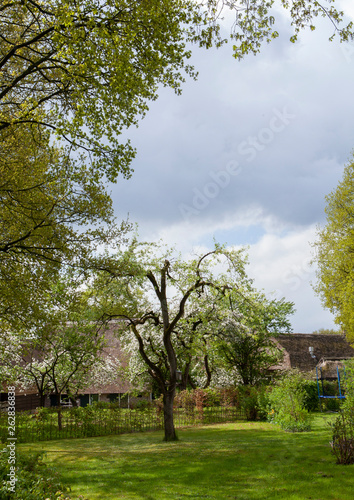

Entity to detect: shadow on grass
[19,416,354,500]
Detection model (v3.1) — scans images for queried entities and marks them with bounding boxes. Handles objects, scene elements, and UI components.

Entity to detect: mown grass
[19,414,354,500]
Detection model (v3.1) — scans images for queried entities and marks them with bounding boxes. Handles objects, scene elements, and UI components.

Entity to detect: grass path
[19,415,354,500]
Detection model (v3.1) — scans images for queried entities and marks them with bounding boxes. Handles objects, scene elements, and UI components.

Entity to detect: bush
[219,387,240,408]
[238,386,269,421]
[330,408,354,464]
[301,379,343,412]
[343,360,354,406]
[329,360,354,464]
[174,388,240,411]
[321,397,343,412]
[268,370,312,432]
[302,380,320,412]
[0,448,87,499]
[203,388,223,407]
[174,390,195,413]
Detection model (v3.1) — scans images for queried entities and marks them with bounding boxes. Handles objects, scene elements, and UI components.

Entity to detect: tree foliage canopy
[313,153,354,344]
[0,121,130,329]
[215,292,294,385]
[0,0,211,180]
[1,0,352,180]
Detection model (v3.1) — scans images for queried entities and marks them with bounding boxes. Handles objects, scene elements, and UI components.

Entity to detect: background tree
[311,328,343,335]
[0,273,121,428]
[312,152,354,344]
[214,293,294,386]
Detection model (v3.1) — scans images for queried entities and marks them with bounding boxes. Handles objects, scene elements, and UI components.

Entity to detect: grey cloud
[111,19,354,242]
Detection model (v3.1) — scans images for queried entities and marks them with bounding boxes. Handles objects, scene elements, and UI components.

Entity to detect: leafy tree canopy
[214,291,294,386]
[0,121,130,330]
[1,0,352,181]
[313,152,354,344]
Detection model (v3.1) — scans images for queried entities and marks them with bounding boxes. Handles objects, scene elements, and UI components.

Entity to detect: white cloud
[133,216,337,332]
[245,226,337,332]
[339,0,354,21]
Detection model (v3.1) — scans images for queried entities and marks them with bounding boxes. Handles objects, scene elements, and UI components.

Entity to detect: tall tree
[0,122,129,330]
[313,153,354,344]
[89,240,252,441]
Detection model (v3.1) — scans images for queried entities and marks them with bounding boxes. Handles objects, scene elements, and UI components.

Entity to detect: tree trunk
[163,392,178,441]
[39,393,46,407]
[69,396,78,407]
[180,362,191,391]
[55,394,62,431]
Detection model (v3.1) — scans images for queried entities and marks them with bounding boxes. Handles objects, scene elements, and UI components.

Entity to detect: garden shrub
[237,386,269,421]
[319,380,343,411]
[174,388,240,411]
[203,388,223,407]
[343,360,354,407]
[194,389,207,414]
[35,407,59,419]
[134,399,153,411]
[256,386,271,420]
[268,370,312,432]
[174,390,195,414]
[218,387,240,407]
[321,397,342,412]
[330,409,354,464]
[302,380,320,412]
[92,401,111,409]
[298,378,342,412]
[330,360,354,464]
[0,448,87,499]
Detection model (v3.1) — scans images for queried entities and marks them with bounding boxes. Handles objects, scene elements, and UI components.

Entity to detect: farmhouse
[2,330,354,411]
[272,333,354,373]
[0,321,151,411]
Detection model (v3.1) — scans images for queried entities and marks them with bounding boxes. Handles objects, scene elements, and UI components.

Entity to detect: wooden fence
[0,406,246,443]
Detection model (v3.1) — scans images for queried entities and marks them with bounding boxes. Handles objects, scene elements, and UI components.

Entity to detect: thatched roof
[272,333,354,373]
[316,358,349,379]
[87,320,134,394]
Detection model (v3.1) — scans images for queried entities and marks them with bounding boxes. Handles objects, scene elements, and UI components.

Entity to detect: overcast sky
[110,2,354,333]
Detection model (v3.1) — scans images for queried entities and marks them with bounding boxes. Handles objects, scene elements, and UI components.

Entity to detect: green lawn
[19,414,354,500]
